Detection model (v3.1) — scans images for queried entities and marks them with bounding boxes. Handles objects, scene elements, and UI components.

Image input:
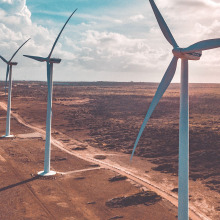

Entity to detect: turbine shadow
[0,176,39,192]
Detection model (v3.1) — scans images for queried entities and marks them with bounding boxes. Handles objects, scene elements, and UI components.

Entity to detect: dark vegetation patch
[216,207,220,211]
[109,175,128,182]
[205,179,220,192]
[74,177,85,180]
[88,164,100,167]
[108,216,123,220]
[87,201,96,205]
[72,146,87,151]
[94,155,107,160]
[62,139,70,143]
[152,163,177,173]
[106,191,162,208]
[171,188,178,193]
[51,156,67,162]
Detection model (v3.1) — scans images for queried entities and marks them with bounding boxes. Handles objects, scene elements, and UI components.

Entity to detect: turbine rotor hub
[172,47,183,58]
[9,62,18,66]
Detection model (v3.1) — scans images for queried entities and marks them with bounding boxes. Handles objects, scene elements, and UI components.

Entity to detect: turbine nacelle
[23,9,77,68]
[49,58,61,64]
[172,47,202,60]
[8,62,18,66]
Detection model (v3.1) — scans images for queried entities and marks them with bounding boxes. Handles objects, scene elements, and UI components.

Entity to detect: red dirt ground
[0,81,219,219]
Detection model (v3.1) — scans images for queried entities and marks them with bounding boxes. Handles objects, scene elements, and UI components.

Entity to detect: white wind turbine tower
[0,38,30,138]
[23,9,77,176]
[130,0,220,219]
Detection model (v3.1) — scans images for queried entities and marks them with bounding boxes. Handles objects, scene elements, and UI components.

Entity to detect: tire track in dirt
[0,102,210,220]
[57,167,102,175]
[0,148,56,220]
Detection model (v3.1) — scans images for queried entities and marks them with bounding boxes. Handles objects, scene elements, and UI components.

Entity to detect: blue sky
[0,0,220,82]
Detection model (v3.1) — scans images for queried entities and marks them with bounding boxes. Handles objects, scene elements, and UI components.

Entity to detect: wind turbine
[23,9,77,176]
[0,38,30,138]
[130,0,220,219]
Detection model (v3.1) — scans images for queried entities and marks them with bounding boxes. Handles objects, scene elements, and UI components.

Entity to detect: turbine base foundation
[38,170,56,176]
[1,135,14,138]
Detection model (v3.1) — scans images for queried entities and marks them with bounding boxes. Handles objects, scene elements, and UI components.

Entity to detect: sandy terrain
[0,105,177,220]
[0,81,219,219]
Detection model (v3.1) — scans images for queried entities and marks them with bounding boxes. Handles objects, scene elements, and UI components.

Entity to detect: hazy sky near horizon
[0,0,220,82]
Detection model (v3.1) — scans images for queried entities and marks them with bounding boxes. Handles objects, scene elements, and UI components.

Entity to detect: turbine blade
[149,0,178,48]
[0,56,8,64]
[23,55,47,62]
[130,56,178,161]
[9,38,31,62]
[182,38,220,53]
[47,9,77,59]
[5,65,10,95]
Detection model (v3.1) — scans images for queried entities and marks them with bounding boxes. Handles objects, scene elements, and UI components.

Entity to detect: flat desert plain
[0,81,219,220]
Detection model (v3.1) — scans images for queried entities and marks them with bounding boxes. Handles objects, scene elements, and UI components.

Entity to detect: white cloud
[0,0,220,83]
[73,30,169,75]
[0,0,27,14]
[0,0,75,62]
[194,20,220,39]
[130,14,145,22]
[0,0,12,4]
[201,0,220,7]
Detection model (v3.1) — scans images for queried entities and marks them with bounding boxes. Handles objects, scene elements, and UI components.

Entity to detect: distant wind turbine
[0,38,30,138]
[130,0,220,219]
[23,9,77,176]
